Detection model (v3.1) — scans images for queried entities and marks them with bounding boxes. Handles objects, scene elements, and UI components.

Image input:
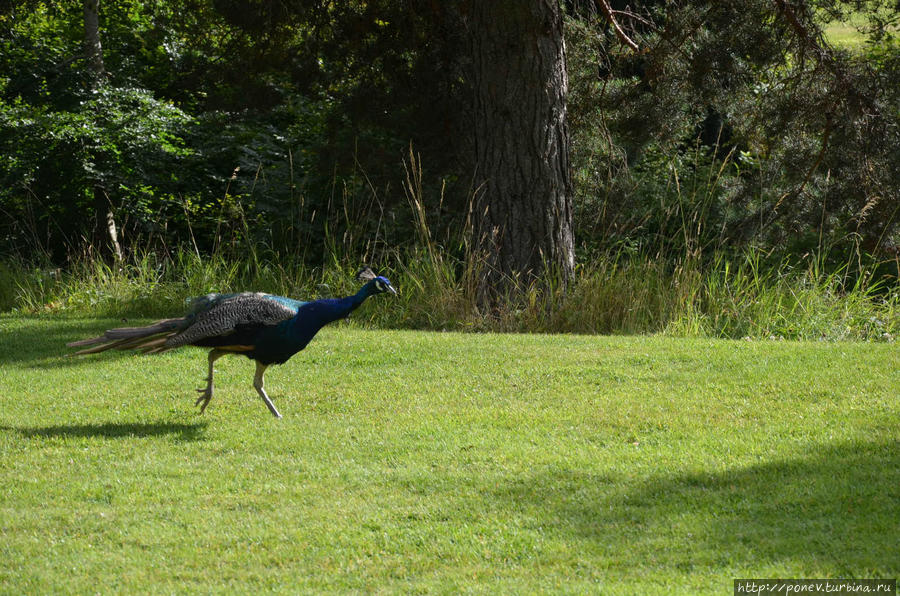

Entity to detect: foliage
[0,1,195,258]
[0,0,898,296]
[566,0,900,262]
[0,85,192,257]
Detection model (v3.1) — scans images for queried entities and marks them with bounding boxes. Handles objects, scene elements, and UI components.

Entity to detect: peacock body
[67,268,396,418]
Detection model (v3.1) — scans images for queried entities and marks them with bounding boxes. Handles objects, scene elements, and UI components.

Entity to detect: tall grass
[1,147,896,341]
[2,244,896,341]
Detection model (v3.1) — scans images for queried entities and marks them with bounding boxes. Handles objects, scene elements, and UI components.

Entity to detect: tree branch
[597,0,639,51]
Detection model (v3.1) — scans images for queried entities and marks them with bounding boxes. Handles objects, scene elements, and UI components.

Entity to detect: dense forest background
[1,0,898,334]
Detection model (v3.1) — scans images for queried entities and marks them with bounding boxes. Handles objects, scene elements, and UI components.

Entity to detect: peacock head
[356,267,397,296]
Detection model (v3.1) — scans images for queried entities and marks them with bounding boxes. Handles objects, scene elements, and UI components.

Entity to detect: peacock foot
[195,386,214,414]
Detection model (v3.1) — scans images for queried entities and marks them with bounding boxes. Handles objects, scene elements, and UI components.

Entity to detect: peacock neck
[338,286,370,317]
[286,284,374,337]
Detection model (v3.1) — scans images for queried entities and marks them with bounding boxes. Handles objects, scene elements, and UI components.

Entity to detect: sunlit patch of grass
[821,8,898,49]
[0,316,897,593]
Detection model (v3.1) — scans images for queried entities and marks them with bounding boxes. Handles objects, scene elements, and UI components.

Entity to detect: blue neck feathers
[285,281,379,340]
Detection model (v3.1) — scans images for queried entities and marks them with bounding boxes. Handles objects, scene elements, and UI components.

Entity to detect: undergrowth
[1,246,897,342]
[2,146,896,341]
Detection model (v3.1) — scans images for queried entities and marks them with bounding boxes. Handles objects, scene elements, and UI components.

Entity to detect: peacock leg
[195,348,227,413]
[253,361,282,418]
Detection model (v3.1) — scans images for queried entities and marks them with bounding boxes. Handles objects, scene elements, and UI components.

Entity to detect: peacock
[67,267,396,418]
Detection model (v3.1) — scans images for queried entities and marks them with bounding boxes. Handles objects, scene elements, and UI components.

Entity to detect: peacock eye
[375,279,386,291]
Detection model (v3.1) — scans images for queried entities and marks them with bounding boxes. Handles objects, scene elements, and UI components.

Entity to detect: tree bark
[465,0,575,306]
[83,0,106,86]
[84,0,122,260]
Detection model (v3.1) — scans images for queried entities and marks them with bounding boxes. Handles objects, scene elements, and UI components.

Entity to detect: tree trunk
[84,0,121,260]
[93,186,123,262]
[465,0,574,305]
[83,0,106,85]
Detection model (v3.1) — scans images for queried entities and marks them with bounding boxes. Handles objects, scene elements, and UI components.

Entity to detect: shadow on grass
[494,438,898,576]
[0,315,136,366]
[5,421,207,442]
[0,315,195,371]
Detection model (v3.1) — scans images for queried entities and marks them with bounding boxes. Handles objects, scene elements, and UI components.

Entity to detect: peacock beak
[386,284,398,295]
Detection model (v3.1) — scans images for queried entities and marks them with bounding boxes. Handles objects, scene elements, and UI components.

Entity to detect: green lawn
[0,314,897,594]
[822,9,898,49]
[824,19,868,48]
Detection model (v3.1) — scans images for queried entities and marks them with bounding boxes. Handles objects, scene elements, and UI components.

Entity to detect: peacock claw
[195,387,213,413]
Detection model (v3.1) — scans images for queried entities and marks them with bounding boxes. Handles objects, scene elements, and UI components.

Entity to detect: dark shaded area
[0,317,139,365]
[3,420,207,442]
[492,438,898,574]
[1,0,897,272]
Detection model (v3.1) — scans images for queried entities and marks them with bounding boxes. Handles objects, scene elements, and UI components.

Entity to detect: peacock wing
[165,292,298,347]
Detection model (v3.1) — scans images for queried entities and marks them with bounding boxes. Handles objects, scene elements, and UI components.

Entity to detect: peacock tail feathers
[66,317,187,355]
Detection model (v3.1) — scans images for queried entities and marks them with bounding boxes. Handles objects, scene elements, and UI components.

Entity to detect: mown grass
[1,314,897,593]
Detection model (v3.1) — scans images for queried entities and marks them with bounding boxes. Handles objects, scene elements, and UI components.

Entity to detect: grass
[821,7,898,48]
[1,314,897,593]
[824,18,868,48]
[2,248,898,341]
